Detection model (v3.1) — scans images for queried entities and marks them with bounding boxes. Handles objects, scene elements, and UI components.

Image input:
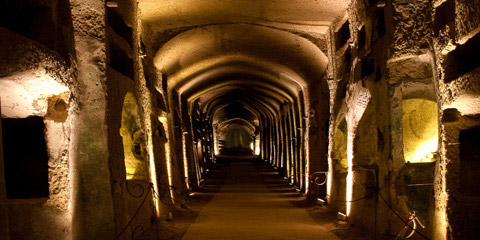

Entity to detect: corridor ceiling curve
[139,0,348,33]
[143,1,340,152]
[153,24,329,90]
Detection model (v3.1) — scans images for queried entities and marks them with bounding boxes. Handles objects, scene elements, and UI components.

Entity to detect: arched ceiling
[153,24,328,89]
[139,0,348,34]
[208,92,274,119]
[183,74,294,107]
[217,118,256,136]
[145,2,344,127]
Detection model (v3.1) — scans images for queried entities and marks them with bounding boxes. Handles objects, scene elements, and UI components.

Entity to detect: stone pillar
[70,1,115,239]
[307,78,330,199]
[0,98,10,240]
[167,91,187,200]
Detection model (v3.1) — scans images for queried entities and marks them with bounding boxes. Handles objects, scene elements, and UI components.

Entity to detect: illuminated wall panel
[402,99,438,163]
[120,93,148,180]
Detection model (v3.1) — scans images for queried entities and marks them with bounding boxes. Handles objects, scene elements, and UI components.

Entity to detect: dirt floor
[138,159,371,240]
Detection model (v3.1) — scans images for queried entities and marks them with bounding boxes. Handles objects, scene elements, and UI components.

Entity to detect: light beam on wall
[147,142,161,217]
[346,131,354,216]
[159,115,174,199]
[213,124,219,155]
[182,133,190,189]
[305,119,310,194]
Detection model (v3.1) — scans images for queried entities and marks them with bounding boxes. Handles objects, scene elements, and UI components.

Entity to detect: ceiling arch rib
[217,118,256,135]
[190,83,287,112]
[193,85,280,110]
[184,83,280,123]
[173,58,304,99]
[182,72,296,104]
[206,91,278,125]
[206,89,277,116]
[153,24,329,90]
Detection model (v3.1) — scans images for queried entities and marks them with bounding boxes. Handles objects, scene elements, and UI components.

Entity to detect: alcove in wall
[2,116,49,199]
[120,92,148,180]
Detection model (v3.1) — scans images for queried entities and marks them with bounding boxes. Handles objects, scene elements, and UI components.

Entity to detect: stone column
[0,98,10,240]
[70,1,115,239]
[307,78,330,199]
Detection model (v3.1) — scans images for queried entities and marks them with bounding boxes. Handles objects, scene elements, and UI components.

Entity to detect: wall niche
[459,126,480,196]
[2,116,49,199]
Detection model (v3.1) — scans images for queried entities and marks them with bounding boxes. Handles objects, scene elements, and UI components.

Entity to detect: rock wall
[0,19,73,240]
[326,0,480,239]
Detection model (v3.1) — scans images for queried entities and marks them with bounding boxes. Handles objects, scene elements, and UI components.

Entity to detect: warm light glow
[147,141,161,217]
[330,121,348,199]
[346,172,353,216]
[255,136,261,155]
[403,99,438,163]
[250,142,254,150]
[159,115,174,199]
[214,136,219,155]
[213,124,219,155]
[182,133,190,189]
[0,69,70,118]
[346,129,354,216]
[121,93,148,180]
[305,120,310,194]
[327,167,332,199]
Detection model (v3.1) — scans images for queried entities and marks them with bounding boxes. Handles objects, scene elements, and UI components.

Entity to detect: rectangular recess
[2,117,49,199]
[460,126,480,196]
[444,33,480,83]
[335,21,351,51]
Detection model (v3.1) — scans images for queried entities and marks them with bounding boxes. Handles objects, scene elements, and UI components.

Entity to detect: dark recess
[335,21,351,51]
[2,116,49,199]
[361,56,375,78]
[443,33,480,83]
[374,66,382,82]
[368,0,379,7]
[0,0,73,65]
[345,51,352,74]
[358,25,366,49]
[459,126,480,196]
[110,43,134,79]
[107,8,133,45]
[0,1,54,50]
[402,162,435,223]
[373,10,386,41]
[336,49,351,79]
[433,0,455,36]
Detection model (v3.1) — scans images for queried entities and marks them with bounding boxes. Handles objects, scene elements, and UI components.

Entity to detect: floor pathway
[182,161,341,240]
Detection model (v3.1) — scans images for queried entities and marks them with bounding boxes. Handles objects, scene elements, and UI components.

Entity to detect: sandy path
[182,161,340,240]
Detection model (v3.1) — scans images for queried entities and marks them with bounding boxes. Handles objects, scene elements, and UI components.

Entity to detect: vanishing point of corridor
[182,160,339,240]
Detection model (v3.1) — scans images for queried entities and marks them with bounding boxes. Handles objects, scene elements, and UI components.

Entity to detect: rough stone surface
[391,0,432,58]
[455,0,480,43]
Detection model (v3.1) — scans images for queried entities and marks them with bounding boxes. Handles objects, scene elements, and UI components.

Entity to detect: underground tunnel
[0,0,480,239]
